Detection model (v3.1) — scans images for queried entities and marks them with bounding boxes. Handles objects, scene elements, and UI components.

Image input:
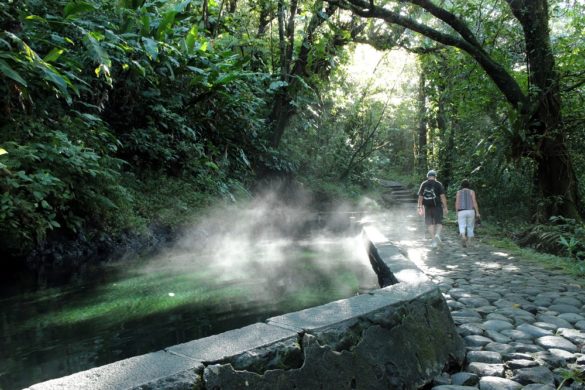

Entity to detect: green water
[0,237,378,390]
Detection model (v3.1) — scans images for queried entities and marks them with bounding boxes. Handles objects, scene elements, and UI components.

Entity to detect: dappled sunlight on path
[375,204,585,388]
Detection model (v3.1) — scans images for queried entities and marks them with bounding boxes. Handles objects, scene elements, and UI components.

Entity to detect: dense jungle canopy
[1,0,584,266]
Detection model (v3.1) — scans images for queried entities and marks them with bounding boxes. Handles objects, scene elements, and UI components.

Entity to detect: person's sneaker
[435,235,442,245]
[431,239,438,248]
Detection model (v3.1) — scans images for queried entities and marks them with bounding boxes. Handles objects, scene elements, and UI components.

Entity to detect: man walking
[418,170,448,248]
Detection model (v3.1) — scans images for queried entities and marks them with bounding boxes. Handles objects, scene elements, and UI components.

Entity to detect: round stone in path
[536,292,563,300]
[484,342,514,354]
[509,342,544,353]
[532,351,567,369]
[505,359,540,369]
[547,348,577,362]
[460,296,491,307]
[532,321,559,332]
[558,312,585,323]
[450,288,474,300]
[466,362,505,377]
[494,307,535,323]
[454,316,483,325]
[502,352,533,362]
[464,335,493,347]
[467,350,503,364]
[500,329,533,341]
[575,320,585,331]
[453,309,483,319]
[458,323,485,337]
[451,372,479,386]
[478,376,522,390]
[448,300,466,310]
[482,320,514,332]
[523,287,544,296]
[552,296,582,306]
[536,335,578,352]
[532,298,552,307]
[549,303,581,313]
[485,330,511,343]
[557,327,585,344]
[516,323,553,338]
[476,305,497,315]
[475,291,502,301]
[486,313,513,322]
[493,299,517,308]
[510,366,555,385]
[536,314,572,329]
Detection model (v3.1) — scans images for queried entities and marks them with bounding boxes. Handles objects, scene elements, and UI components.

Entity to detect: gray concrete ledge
[25,225,464,390]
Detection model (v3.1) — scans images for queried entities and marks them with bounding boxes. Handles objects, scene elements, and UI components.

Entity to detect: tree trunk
[435,83,452,189]
[268,2,338,149]
[417,70,427,174]
[507,0,580,220]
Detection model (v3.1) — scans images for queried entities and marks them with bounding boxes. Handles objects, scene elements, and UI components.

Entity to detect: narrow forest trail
[374,202,585,389]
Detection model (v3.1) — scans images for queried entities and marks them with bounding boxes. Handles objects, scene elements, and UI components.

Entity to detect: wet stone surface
[375,206,585,389]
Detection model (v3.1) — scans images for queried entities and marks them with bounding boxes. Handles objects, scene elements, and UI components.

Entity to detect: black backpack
[422,185,437,207]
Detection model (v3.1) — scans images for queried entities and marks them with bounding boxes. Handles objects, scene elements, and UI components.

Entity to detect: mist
[138,188,381,301]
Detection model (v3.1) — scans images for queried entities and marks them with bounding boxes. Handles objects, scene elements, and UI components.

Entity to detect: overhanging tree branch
[329,0,528,110]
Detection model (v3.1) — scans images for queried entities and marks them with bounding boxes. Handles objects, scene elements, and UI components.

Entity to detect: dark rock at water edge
[18,222,176,272]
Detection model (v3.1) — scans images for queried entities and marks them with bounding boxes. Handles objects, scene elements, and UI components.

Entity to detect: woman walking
[455,179,480,247]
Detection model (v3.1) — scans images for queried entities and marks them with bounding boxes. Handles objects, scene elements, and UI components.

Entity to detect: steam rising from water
[141,189,380,295]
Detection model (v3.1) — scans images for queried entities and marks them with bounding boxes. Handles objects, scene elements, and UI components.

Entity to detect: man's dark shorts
[425,206,443,225]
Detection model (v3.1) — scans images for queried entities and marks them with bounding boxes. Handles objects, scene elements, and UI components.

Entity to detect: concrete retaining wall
[25,226,465,390]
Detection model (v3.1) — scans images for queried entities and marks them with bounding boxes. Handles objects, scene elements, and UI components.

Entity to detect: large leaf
[185,25,198,53]
[39,65,73,104]
[156,11,177,40]
[43,48,65,63]
[83,30,112,67]
[64,1,97,18]
[0,59,27,86]
[142,37,159,60]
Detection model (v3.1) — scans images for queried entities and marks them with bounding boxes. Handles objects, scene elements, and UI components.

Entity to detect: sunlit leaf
[131,60,146,76]
[95,64,111,78]
[185,25,198,53]
[24,15,48,24]
[43,48,64,63]
[156,11,177,40]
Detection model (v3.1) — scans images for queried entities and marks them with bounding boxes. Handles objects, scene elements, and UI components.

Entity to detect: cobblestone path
[375,206,585,390]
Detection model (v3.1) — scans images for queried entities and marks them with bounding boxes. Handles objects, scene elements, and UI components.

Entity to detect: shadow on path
[374,204,585,388]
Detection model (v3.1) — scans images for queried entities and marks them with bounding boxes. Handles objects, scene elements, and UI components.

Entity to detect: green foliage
[0,124,129,253]
[0,0,273,257]
[1,0,583,264]
[516,216,585,261]
[557,367,585,389]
